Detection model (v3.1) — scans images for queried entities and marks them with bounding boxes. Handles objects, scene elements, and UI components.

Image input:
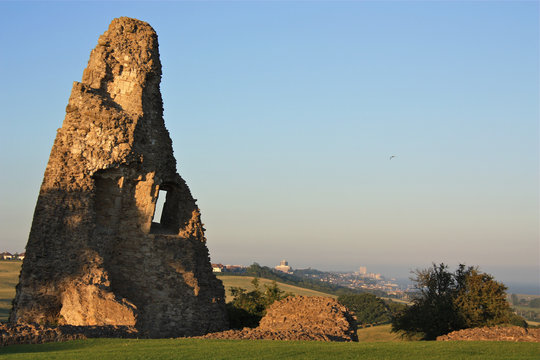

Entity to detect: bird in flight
[390,155,396,160]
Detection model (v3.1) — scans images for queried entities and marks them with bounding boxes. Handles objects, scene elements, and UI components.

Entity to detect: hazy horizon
[1,2,538,290]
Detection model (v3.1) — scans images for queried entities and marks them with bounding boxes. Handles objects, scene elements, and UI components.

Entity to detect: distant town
[211,259,413,300]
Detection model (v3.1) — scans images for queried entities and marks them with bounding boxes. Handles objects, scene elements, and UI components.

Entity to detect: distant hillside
[217,275,335,302]
[221,263,390,298]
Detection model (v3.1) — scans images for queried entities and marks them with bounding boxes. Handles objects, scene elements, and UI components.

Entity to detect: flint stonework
[10,17,228,337]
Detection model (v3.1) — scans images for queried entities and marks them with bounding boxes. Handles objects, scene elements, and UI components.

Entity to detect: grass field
[217,275,335,302]
[0,338,538,360]
[0,261,21,321]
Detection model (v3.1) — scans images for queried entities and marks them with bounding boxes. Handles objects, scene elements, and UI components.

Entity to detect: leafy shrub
[392,263,520,340]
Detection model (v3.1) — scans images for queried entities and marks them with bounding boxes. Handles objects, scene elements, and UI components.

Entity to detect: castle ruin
[9,17,228,337]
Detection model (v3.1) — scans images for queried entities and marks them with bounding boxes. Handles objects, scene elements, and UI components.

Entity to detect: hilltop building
[275,260,292,273]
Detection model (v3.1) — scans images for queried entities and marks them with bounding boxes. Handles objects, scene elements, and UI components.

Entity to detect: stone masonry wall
[9,17,228,337]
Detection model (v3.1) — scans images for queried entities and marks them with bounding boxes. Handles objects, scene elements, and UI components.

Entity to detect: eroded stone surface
[201,296,358,342]
[10,17,228,337]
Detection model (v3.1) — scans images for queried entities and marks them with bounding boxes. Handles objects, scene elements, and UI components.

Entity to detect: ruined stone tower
[10,17,228,337]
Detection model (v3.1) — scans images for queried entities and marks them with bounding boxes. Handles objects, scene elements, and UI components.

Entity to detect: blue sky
[0,1,538,289]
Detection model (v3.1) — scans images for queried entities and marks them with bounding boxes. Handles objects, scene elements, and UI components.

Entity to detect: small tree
[454,269,511,328]
[392,263,518,340]
[392,263,464,340]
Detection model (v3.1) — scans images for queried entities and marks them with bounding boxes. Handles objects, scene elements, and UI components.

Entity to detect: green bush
[392,263,519,340]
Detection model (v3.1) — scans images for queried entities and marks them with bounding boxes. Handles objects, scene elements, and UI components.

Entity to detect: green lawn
[217,275,336,302]
[0,338,538,360]
[0,261,21,321]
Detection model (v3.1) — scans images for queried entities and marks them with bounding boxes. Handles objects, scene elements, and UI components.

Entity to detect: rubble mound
[436,326,540,342]
[1,323,139,346]
[259,296,358,341]
[202,296,358,342]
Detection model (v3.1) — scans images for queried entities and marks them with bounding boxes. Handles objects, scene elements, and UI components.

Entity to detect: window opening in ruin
[152,189,167,224]
[150,184,180,235]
